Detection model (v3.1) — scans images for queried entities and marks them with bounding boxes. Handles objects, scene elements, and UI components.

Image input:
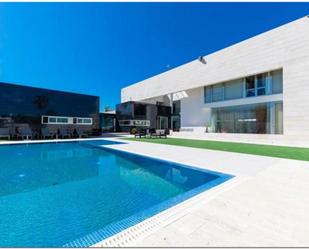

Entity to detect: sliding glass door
[157,116,169,129]
[212,101,283,134]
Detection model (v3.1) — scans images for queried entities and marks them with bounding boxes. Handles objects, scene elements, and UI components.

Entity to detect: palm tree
[33,95,49,110]
[104,106,113,112]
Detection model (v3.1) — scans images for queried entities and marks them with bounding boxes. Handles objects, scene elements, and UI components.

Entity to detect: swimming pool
[0,139,233,247]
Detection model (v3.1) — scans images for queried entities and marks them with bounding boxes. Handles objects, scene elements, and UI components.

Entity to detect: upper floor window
[256,73,267,96]
[212,84,224,102]
[204,86,212,103]
[246,73,268,97]
[172,100,181,114]
[204,69,282,104]
[245,76,255,97]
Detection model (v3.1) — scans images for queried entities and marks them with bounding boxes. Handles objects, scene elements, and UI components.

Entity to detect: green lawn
[123,137,309,161]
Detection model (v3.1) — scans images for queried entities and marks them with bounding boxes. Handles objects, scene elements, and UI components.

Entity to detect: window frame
[41,115,93,125]
[205,69,281,104]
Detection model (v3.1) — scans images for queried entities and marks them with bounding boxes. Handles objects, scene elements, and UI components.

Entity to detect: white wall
[284,59,309,135]
[122,17,309,103]
[121,16,309,136]
[180,87,211,128]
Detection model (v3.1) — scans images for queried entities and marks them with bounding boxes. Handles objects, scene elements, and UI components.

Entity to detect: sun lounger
[134,129,147,138]
[58,128,71,139]
[150,129,167,139]
[20,127,33,140]
[0,128,10,140]
[74,128,88,138]
[41,127,55,139]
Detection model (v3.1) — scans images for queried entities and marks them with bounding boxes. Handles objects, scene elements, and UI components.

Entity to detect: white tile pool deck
[1,137,309,247]
[97,137,309,247]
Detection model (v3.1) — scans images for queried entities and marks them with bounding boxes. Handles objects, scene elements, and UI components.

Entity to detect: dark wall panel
[0,82,99,130]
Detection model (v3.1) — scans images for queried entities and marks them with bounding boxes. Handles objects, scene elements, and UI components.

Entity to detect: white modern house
[121,16,309,139]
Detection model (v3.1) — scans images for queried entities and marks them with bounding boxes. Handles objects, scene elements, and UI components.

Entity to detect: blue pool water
[0,140,233,247]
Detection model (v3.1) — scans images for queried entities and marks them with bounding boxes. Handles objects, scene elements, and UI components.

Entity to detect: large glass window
[100,113,116,132]
[256,73,267,96]
[245,76,255,97]
[157,105,171,116]
[224,79,243,100]
[272,69,283,94]
[212,101,283,134]
[204,69,282,104]
[116,102,133,120]
[204,86,212,103]
[134,104,146,118]
[212,84,224,102]
[172,100,181,115]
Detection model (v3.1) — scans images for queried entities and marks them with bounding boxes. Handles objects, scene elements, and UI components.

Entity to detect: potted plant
[130,128,137,135]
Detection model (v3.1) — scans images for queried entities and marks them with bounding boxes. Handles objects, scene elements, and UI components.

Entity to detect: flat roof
[0,81,99,99]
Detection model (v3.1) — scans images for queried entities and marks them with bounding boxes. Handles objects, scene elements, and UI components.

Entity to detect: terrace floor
[96,137,309,247]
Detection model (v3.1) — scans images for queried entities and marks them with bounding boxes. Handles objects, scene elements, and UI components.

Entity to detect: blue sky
[0,2,308,111]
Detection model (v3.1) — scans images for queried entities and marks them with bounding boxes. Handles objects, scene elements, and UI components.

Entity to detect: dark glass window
[42,116,48,124]
[100,113,116,132]
[172,101,181,114]
[134,104,146,118]
[0,82,99,129]
[57,118,68,123]
[49,117,57,123]
[157,105,171,116]
[116,102,133,120]
[245,76,255,97]
[246,76,255,89]
[256,73,267,96]
[204,86,212,103]
[257,74,266,88]
[257,88,266,96]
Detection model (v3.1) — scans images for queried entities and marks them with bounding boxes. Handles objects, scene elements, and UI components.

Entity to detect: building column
[269,102,276,134]
[169,93,174,130]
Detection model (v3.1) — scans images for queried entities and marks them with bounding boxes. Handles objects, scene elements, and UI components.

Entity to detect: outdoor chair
[0,128,10,140]
[20,127,33,140]
[74,128,88,138]
[58,128,71,139]
[134,129,147,138]
[41,127,54,139]
[150,129,167,139]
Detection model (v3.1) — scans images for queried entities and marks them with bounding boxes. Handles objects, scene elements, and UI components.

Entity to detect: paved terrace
[98,137,309,247]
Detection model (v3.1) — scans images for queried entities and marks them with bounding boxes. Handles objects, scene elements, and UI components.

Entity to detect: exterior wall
[283,60,309,135]
[180,86,283,131]
[121,16,309,136]
[180,87,211,128]
[0,82,100,133]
